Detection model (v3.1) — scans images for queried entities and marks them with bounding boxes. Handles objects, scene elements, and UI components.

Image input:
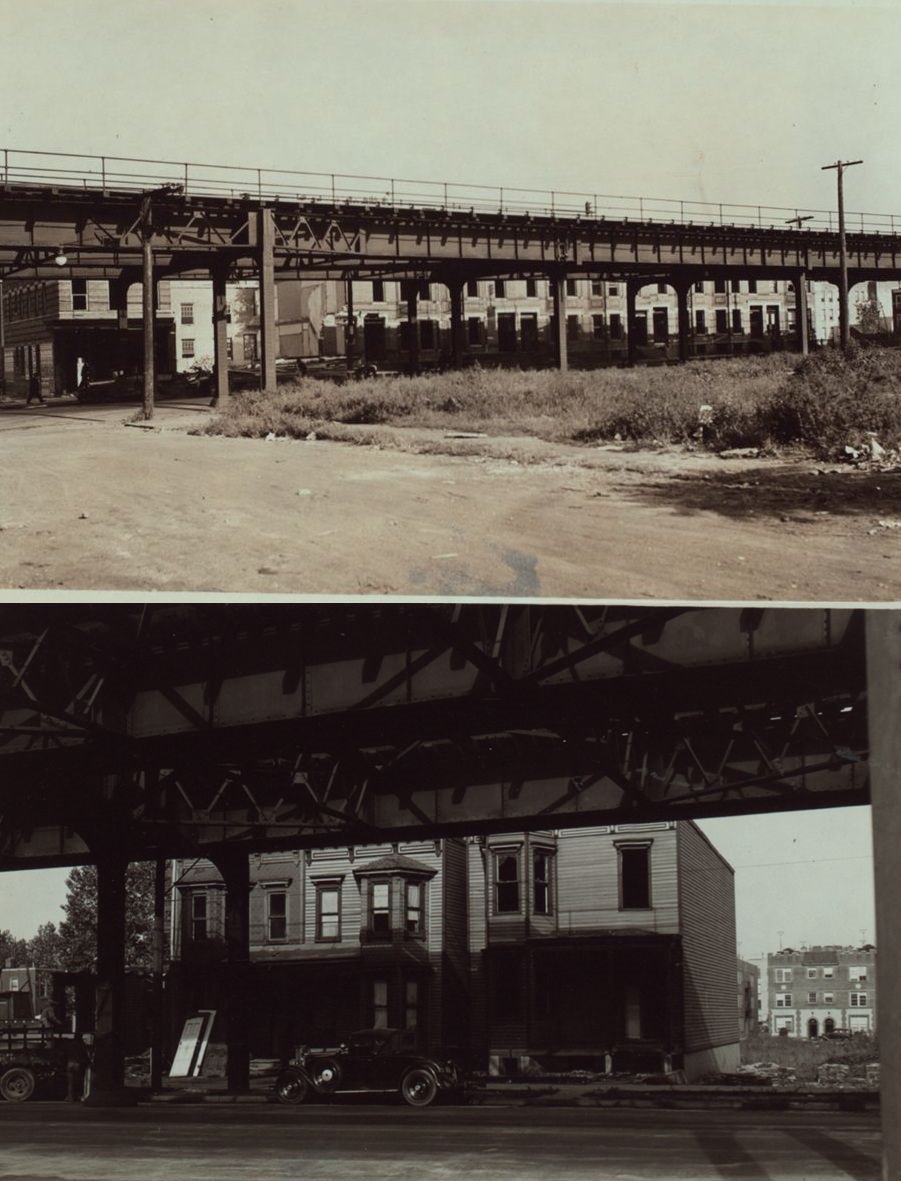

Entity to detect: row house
[281,275,845,370]
[169,279,261,373]
[768,945,876,1038]
[167,820,739,1081]
[1,277,175,397]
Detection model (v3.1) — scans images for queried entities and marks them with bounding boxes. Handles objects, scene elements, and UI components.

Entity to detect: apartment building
[169,279,261,373]
[1,277,175,397]
[737,958,761,1041]
[768,945,877,1037]
[167,820,739,1080]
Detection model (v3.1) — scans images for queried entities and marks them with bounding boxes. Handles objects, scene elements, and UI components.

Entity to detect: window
[823,993,834,1004]
[405,881,423,936]
[591,278,603,297]
[806,968,818,979]
[494,850,520,914]
[419,281,430,301]
[533,849,552,915]
[747,279,757,294]
[715,309,728,333]
[823,967,834,979]
[609,313,623,339]
[618,843,651,909]
[71,279,88,311]
[267,891,287,941]
[180,303,194,325]
[807,991,817,1004]
[608,284,619,297]
[405,981,419,1030]
[566,314,580,340]
[694,281,704,294]
[495,279,506,298]
[775,968,793,983]
[592,314,605,339]
[566,279,577,297]
[373,979,389,1029]
[526,278,537,298]
[226,338,234,360]
[466,280,478,297]
[243,333,258,363]
[370,881,390,937]
[775,993,793,1007]
[467,317,482,345]
[181,338,195,358]
[657,282,667,295]
[714,279,726,294]
[850,993,868,1007]
[731,307,743,333]
[191,893,208,941]
[695,309,706,334]
[316,883,340,941]
[849,966,867,983]
[372,279,385,302]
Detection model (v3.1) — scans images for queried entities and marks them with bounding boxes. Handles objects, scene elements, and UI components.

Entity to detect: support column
[85,852,133,1105]
[449,278,465,369]
[551,274,568,372]
[213,848,251,1093]
[675,279,692,364]
[258,208,278,393]
[865,611,901,1181]
[345,277,357,371]
[211,263,229,405]
[626,281,639,367]
[405,282,419,375]
[141,235,155,420]
[795,270,810,356]
[149,857,166,1093]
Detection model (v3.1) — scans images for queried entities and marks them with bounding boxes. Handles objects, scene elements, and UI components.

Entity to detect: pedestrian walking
[66,1033,90,1102]
[26,373,44,405]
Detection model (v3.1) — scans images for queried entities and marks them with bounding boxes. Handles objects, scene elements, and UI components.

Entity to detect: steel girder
[1,184,901,282]
[0,605,868,868]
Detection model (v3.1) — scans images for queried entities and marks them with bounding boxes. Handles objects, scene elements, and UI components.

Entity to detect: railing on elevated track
[2,148,899,236]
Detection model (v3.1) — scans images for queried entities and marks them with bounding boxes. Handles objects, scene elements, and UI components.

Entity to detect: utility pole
[821,159,863,351]
[140,192,155,422]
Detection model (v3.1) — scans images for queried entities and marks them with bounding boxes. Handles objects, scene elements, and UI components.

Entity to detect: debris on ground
[718,447,760,460]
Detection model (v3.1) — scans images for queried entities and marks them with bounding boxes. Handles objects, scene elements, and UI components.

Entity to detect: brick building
[767,945,876,1038]
[737,958,761,1041]
[167,819,739,1080]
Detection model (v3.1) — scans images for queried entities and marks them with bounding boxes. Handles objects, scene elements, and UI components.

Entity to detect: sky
[0,0,883,966]
[2,0,900,217]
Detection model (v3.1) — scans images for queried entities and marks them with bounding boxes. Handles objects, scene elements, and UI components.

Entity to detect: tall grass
[201,349,901,459]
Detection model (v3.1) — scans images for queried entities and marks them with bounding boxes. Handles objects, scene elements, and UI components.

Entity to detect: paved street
[0,1103,882,1180]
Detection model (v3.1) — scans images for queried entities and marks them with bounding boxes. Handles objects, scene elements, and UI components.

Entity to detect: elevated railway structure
[2,603,899,1134]
[2,151,901,399]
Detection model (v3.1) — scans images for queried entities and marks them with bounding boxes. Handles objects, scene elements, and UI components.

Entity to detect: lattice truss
[0,605,869,860]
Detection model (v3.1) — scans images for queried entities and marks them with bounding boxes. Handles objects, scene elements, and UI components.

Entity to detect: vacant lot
[1,397,900,598]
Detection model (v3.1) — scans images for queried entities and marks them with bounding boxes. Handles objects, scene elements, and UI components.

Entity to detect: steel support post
[405,283,419,375]
[345,276,357,370]
[258,208,278,393]
[676,279,692,363]
[795,270,810,356]
[449,278,465,369]
[626,281,639,367]
[551,274,569,372]
[214,848,251,1093]
[865,610,901,1181]
[141,234,155,420]
[211,263,230,405]
[85,852,133,1105]
[149,858,166,1093]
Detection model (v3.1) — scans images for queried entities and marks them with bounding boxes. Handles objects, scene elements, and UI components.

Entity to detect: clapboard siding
[677,821,738,1053]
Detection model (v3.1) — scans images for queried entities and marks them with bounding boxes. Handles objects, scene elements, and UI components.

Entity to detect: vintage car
[0,1030,69,1101]
[273,1027,463,1108]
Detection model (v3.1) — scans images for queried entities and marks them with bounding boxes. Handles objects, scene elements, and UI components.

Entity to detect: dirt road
[2,399,900,598]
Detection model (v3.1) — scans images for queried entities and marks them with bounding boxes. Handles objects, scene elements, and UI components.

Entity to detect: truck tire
[0,1067,36,1102]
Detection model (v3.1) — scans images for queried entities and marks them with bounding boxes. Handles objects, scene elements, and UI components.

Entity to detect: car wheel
[0,1067,36,1103]
[309,1057,342,1094]
[400,1067,438,1108]
[274,1071,309,1106]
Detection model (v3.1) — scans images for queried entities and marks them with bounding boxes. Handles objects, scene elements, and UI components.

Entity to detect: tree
[56,862,159,974]
[0,929,28,968]
[26,922,64,970]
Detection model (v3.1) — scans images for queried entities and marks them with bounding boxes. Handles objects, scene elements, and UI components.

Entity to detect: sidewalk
[143,1076,880,1111]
